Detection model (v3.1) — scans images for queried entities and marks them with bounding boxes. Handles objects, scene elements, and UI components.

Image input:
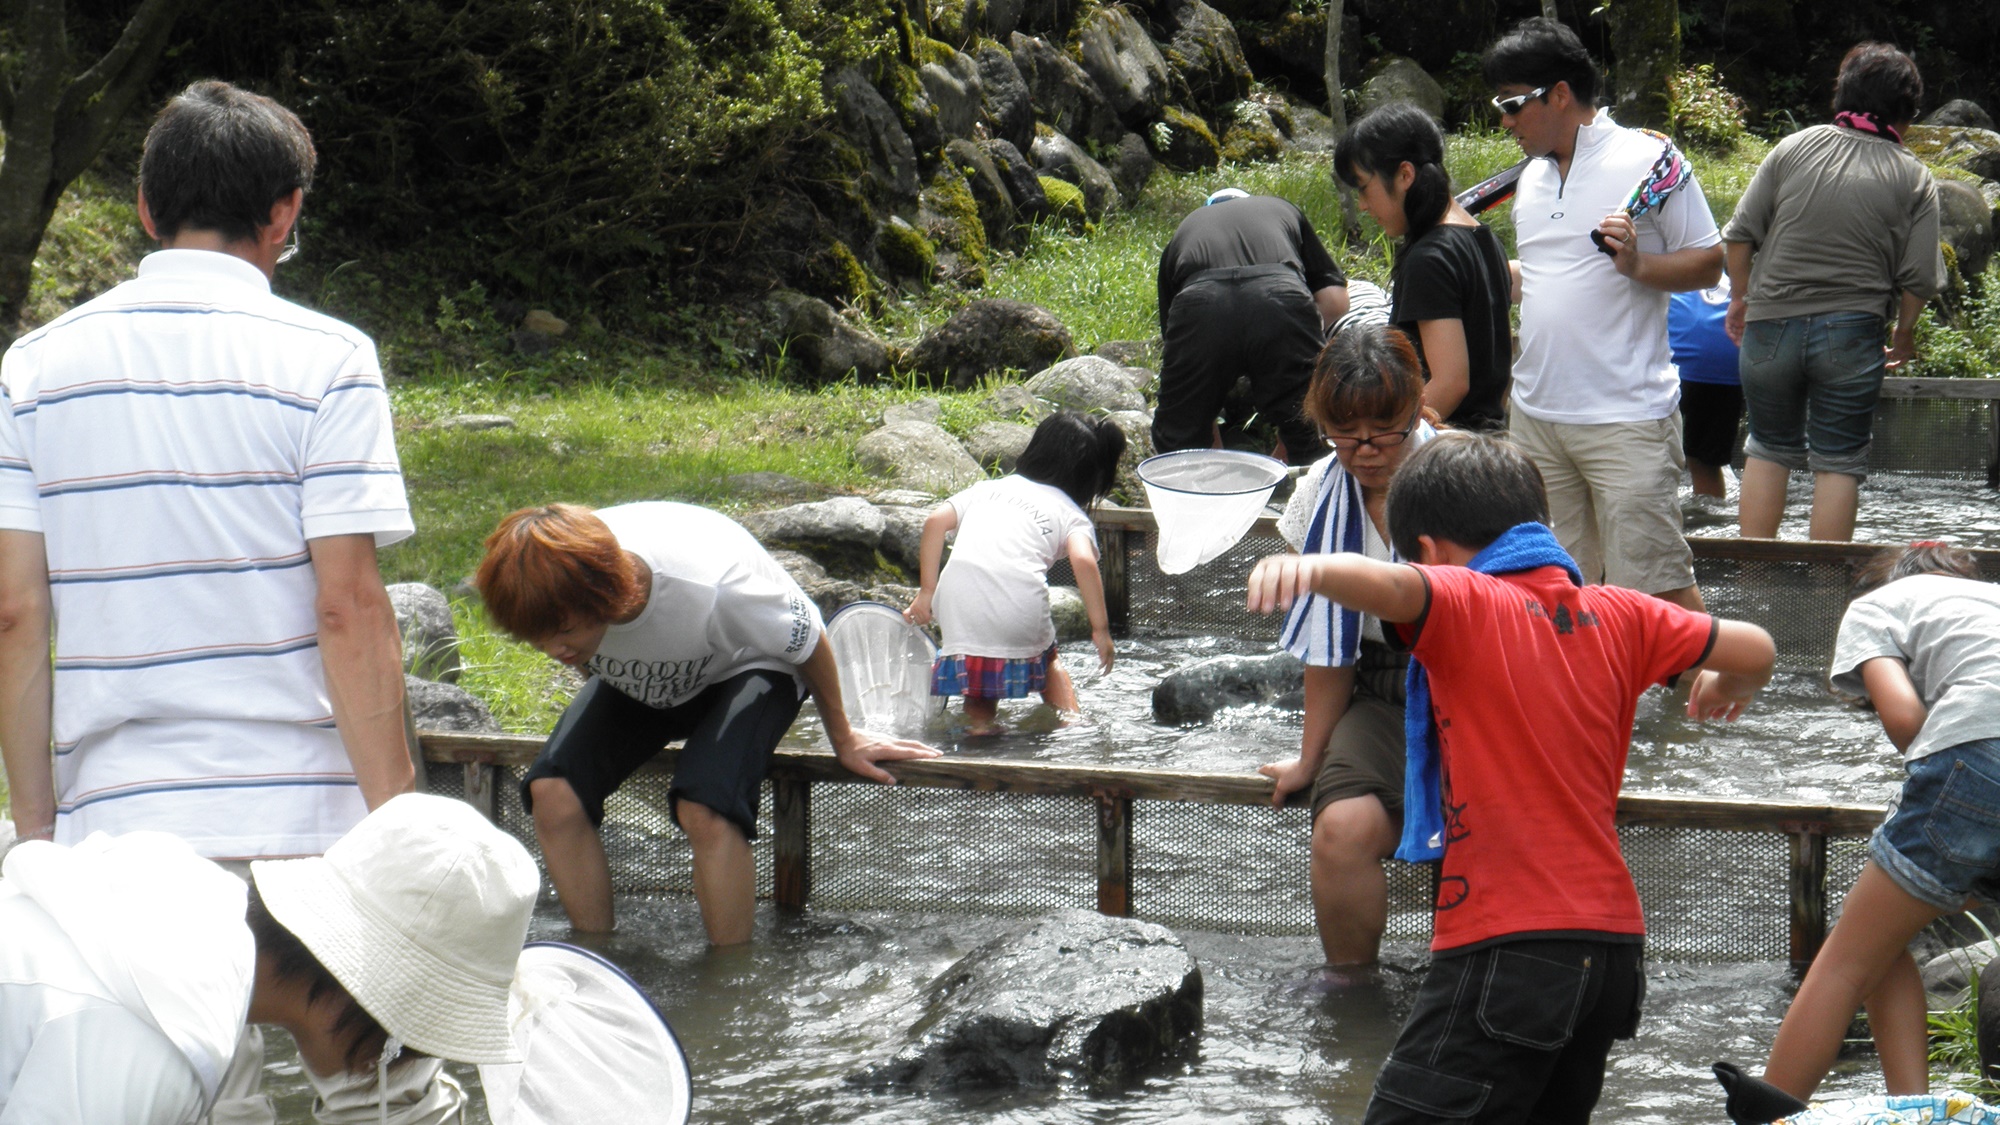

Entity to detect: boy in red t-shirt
[1249,432,1775,1124]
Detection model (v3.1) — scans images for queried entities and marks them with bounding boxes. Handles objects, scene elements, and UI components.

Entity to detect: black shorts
[521,669,804,839]
[1364,937,1645,1125]
[1678,381,1744,469]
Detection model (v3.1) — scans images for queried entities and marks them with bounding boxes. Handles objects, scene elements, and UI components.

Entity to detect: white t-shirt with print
[1830,574,2000,762]
[1511,109,1723,425]
[934,475,1096,659]
[586,502,823,708]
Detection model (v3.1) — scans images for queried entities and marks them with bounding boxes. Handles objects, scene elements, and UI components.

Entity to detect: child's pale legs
[1761,860,1948,1098]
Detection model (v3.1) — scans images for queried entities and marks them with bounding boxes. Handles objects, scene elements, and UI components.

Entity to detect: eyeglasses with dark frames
[1323,415,1420,452]
[1491,87,1548,115]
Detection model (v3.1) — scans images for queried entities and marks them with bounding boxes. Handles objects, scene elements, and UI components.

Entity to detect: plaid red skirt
[930,644,1057,700]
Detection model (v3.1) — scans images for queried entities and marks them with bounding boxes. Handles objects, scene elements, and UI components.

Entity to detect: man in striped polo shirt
[0,86,416,866]
[0,78,442,1120]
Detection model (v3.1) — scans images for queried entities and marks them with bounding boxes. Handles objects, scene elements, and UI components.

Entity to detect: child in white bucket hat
[0,793,538,1124]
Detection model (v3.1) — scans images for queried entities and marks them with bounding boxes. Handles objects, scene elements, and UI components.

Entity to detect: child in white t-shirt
[1762,541,2000,1099]
[905,412,1126,733]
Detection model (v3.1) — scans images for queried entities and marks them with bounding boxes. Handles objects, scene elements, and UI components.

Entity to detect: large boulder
[965,419,1038,472]
[387,582,460,684]
[1029,131,1121,219]
[1937,178,1995,281]
[1011,33,1127,147]
[726,471,833,503]
[1218,100,1286,164]
[1905,125,2000,185]
[1049,585,1093,642]
[1922,938,2000,1009]
[850,910,1202,1091]
[1162,0,1253,106]
[921,51,987,142]
[1264,94,1338,154]
[1358,55,1447,119]
[1077,7,1171,126]
[830,68,920,207]
[855,422,989,494]
[739,497,888,552]
[982,139,1052,222]
[1104,409,1153,503]
[1148,105,1221,171]
[1153,651,1304,723]
[982,382,1056,422]
[769,290,893,384]
[1925,99,1996,132]
[976,43,1037,154]
[1026,355,1148,412]
[769,550,872,619]
[906,299,1076,388]
[876,504,934,577]
[405,674,500,734]
[945,138,1020,252]
[1107,132,1158,203]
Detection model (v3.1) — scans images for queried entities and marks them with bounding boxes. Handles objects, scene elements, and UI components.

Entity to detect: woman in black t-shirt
[1335,103,1514,430]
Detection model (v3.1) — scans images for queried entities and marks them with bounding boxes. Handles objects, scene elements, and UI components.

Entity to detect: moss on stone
[913,35,958,67]
[814,239,876,307]
[877,219,937,280]
[1039,175,1088,224]
[924,170,988,271]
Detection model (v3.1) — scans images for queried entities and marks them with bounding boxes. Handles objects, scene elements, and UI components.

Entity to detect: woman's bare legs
[1738,457,1790,538]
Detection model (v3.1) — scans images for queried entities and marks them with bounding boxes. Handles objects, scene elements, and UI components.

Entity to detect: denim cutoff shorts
[1738,311,1887,478]
[1870,738,2000,911]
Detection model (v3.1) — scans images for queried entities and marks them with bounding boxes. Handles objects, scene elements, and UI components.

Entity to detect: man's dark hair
[245,881,428,1073]
[1482,17,1598,107]
[141,80,316,244]
[1334,103,1452,250]
[1832,42,1923,126]
[1386,431,1549,558]
[1015,410,1127,511]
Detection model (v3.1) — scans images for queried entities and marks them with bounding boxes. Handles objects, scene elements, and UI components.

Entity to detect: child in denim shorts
[1762,542,2000,1099]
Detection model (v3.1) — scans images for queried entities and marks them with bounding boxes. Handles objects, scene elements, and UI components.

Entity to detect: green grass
[453,603,578,734]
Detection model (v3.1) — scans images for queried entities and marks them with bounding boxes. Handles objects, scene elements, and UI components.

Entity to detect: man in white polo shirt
[0,78,439,1123]
[1484,18,1723,611]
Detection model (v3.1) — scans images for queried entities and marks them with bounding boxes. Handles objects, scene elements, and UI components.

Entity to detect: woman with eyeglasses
[1259,323,1436,977]
[1335,102,1513,432]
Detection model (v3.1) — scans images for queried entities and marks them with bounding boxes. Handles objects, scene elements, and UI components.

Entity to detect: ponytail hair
[1015,410,1128,511]
[1333,102,1452,250]
[1852,540,1982,597]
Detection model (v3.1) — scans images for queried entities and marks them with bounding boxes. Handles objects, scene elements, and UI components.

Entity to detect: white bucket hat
[251,793,540,1063]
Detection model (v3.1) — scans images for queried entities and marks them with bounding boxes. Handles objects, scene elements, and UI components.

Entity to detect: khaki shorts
[1508,411,1695,595]
[1309,684,1406,821]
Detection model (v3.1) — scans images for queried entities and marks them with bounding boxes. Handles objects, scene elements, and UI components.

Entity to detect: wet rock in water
[1025,355,1147,413]
[1925,98,1995,131]
[405,675,500,733]
[850,909,1201,1091]
[905,298,1075,389]
[1153,651,1304,723]
[1049,585,1091,642]
[740,497,887,552]
[965,420,1036,472]
[855,422,988,494]
[387,582,460,684]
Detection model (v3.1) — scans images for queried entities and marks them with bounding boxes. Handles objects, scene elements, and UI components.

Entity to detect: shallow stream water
[266,469,1997,1122]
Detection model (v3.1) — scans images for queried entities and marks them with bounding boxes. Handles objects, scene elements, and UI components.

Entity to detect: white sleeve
[1653,171,1723,253]
[0,1007,207,1125]
[299,339,413,547]
[706,560,825,667]
[0,367,42,533]
[1829,593,1909,699]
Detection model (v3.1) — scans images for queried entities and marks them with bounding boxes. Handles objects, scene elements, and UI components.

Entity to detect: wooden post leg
[403,702,429,792]
[462,761,499,823]
[774,776,812,911]
[1787,823,1829,969]
[1986,399,1999,489]
[1095,791,1133,916]
[1100,526,1130,634]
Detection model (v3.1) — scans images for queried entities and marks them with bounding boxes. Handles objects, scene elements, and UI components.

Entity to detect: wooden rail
[419,732,1877,964]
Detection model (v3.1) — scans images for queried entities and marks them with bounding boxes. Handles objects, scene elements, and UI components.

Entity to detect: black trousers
[1154,264,1325,465]
[1364,937,1646,1125]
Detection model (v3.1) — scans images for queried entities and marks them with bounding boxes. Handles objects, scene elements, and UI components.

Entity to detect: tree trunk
[1321,0,1362,243]
[0,0,188,341]
[1606,0,1678,131]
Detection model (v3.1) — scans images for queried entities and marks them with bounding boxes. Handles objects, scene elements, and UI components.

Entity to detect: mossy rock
[914,35,960,67]
[877,217,938,281]
[1148,105,1221,171]
[921,170,990,286]
[1039,175,1089,226]
[810,240,877,308]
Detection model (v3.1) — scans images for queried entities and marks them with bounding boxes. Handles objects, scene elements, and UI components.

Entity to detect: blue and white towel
[1278,424,1434,668]
[1396,521,1582,863]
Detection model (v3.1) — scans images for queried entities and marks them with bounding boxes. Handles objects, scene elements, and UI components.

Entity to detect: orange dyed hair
[474,503,646,640]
